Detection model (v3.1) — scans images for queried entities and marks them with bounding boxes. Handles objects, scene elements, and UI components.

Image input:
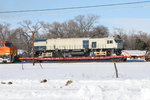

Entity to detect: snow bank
[0,79,150,100]
[0,62,150,100]
[1,62,150,80]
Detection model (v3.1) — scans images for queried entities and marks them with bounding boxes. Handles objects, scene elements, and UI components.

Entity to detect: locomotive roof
[0,41,11,44]
[34,39,47,42]
[47,37,116,40]
[34,37,120,42]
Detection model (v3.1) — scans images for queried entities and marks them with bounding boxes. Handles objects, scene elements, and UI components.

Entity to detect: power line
[0,0,150,14]
[1,5,150,19]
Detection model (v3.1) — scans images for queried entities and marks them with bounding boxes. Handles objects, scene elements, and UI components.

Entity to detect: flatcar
[34,37,123,58]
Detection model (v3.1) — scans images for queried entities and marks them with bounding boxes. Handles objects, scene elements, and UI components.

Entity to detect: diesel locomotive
[0,41,18,63]
[34,37,123,58]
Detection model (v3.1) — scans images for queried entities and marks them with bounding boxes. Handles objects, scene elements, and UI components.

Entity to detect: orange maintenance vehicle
[0,41,18,63]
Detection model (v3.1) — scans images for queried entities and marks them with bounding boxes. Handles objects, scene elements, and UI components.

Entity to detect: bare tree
[0,23,11,42]
[137,31,148,42]
[61,20,80,38]
[75,15,99,37]
[113,28,129,49]
[91,25,109,38]
[41,21,65,38]
[49,22,64,38]
[18,20,41,56]
[41,15,101,38]
[8,28,24,48]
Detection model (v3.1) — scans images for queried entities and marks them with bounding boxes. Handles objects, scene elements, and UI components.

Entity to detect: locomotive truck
[34,37,123,58]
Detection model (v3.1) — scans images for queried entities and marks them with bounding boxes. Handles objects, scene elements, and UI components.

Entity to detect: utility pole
[114,63,118,78]
[32,31,35,66]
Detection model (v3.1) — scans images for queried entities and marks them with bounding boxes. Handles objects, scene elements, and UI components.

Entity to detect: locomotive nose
[10,47,18,55]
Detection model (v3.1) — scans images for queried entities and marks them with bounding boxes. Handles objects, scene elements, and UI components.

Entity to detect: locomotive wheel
[107,51,111,56]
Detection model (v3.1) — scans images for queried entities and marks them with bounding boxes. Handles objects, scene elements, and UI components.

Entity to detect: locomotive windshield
[115,40,122,44]
[5,43,13,47]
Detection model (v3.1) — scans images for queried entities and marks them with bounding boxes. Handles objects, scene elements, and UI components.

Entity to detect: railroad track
[0,60,148,64]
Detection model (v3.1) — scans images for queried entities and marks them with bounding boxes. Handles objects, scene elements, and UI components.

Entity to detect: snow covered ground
[0,62,150,100]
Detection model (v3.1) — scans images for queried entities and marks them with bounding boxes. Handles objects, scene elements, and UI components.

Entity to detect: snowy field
[0,62,150,100]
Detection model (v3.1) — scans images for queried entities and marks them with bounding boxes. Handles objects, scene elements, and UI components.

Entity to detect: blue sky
[0,0,150,33]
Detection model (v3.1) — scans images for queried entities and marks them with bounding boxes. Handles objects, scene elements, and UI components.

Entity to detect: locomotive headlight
[5,53,9,55]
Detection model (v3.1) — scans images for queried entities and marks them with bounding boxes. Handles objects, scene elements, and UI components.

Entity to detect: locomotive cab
[115,39,123,48]
[113,39,123,55]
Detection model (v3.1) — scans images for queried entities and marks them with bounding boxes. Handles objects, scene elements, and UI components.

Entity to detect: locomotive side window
[107,40,113,44]
[34,46,46,51]
[0,44,4,47]
[34,46,39,50]
[110,40,113,44]
[107,40,109,44]
[92,42,97,48]
[83,40,89,48]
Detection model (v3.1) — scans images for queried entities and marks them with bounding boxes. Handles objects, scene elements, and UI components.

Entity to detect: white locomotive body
[34,37,123,57]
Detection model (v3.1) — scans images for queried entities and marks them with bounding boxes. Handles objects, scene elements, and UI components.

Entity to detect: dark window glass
[110,40,113,44]
[115,40,121,43]
[5,43,13,47]
[34,46,46,50]
[107,40,113,44]
[34,46,39,50]
[83,40,89,48]
[107,40,109,44]
[92,42,96,48]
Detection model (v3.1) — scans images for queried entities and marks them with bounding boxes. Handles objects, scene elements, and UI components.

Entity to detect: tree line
[0,15,150,56]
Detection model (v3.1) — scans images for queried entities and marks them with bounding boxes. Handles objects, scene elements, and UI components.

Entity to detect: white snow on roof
[122,50,146,56]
